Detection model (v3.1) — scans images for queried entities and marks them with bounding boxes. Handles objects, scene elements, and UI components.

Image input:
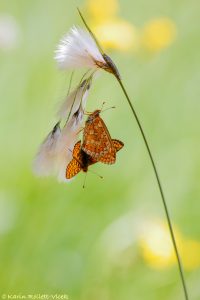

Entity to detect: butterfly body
[66,141,97,179]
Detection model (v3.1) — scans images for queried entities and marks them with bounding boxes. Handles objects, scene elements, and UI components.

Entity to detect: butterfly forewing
[72,140,82,160]
[66,158,82,179]
[82,112,115,160]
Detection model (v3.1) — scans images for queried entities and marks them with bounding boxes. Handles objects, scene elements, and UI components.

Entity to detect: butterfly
[66,140,96,179]
[82,110,124,164]
[66,139,124,179]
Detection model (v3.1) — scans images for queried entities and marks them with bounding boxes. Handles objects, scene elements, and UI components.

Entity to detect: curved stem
[77,8,104,54]
[118,79,189,300]
[77,8,189,299]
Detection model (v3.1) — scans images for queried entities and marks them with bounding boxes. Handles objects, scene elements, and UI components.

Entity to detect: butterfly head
[86,110,101,124]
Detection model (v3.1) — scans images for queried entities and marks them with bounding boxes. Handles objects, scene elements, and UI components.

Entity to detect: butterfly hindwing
[98,139,124,164]
[98,150,116,164]
[112,139,124,152]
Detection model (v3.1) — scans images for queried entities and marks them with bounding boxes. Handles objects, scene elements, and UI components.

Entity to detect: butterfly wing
[66,158,82,179]
[73,140,82,160]
[98,150,116,164]
[98,139,124,165]
[66,140,84,179]
[82,116,114,160]
[112,139,124,152]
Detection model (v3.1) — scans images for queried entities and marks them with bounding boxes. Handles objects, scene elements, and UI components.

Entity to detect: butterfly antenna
[84,104,115,116]
[101,106,116,113]
[100,101,106,111]
[88,169,103,179]
[83,173,88,189]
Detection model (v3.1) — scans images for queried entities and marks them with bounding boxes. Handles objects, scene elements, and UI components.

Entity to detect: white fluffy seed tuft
[55,26,106,70]
[57,78,91,120]
[33,78,91,182]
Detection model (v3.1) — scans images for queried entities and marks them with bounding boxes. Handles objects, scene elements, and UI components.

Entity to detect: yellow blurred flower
[93,19,138,52]
[139,219,200,271]
[141,18,177,53]
[139,220,179,268]
[85,0,136,51]
[86,0,119,21]
[85,1,177,54]
[181,239,200,271]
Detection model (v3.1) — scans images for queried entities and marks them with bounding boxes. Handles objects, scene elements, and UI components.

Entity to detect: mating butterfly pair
[66,110,124,179]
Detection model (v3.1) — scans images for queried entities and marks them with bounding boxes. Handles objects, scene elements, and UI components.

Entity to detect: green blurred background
[0,0,200,299]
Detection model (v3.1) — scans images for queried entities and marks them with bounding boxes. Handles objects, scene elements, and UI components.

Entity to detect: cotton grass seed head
[56,108,86,182]
[55,26,105,70]
[33,73,92,182]
[33,122,61,177]
[57,76,92,120]
[55,26,120,79]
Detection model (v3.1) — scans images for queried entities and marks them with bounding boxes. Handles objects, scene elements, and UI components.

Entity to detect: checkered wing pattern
[66,140,83,179]
[66,140,98,179]
[98,140,124,164]
[112,139,124,152]
[66,158,82,179]
[82,115,114,160]
[98,150,116,164]
[72,140,82,160]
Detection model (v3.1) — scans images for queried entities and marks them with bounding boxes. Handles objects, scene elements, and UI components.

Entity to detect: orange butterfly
[66,139,124,179]
[82,110,124,164]
[66,141,96,179]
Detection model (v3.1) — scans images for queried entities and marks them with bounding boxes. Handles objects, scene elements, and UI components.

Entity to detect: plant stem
[118,79,189,300]
[77,7,189,299]
[77,8,104,54]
